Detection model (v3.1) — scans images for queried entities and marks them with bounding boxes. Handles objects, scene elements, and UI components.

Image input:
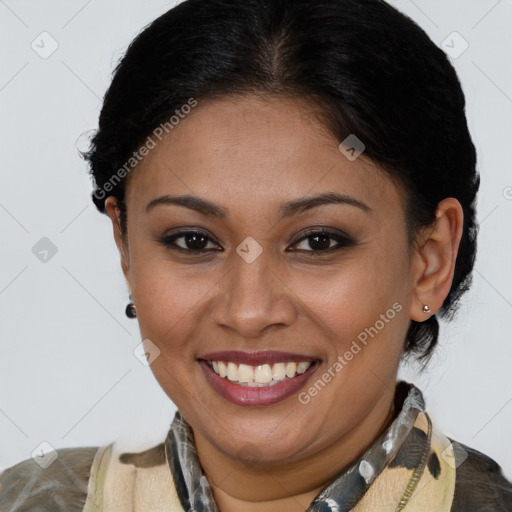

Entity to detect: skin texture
[105,94,464,512]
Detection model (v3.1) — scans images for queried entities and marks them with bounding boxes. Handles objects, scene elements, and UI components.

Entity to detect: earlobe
[409,198,464,322]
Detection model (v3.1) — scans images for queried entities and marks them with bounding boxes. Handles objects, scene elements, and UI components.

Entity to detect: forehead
[125,95,404,219]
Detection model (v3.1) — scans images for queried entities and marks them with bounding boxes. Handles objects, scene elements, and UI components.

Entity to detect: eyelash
[155,228,356,256]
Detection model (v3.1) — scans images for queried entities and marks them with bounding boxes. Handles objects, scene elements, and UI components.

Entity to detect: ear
[409,197,464,322]
[104,196,131,288]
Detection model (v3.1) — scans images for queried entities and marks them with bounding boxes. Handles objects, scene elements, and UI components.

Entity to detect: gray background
[1,0,511,480]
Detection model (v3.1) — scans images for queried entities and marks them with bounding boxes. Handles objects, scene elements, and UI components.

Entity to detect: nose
[210,249,297,338]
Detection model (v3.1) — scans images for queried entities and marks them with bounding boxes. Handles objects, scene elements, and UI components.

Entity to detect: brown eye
[157,230,221,253]
[177,232,209,250]
[289,228,356,253]
[298,233,333,251]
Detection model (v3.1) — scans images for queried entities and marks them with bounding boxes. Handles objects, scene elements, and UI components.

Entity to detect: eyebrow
[145,192,372,219]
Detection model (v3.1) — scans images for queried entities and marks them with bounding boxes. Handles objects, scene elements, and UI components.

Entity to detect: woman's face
[107,95,420,464]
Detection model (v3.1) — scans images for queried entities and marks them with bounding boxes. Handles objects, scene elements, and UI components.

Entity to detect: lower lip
[198,360,320,406]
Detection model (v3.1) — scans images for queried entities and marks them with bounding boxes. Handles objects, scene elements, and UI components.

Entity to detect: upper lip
[197,350,320,366]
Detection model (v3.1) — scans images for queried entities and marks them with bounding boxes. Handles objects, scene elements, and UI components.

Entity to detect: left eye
[288,229,354,252]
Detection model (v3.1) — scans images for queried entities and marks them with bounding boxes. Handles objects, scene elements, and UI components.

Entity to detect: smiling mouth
[200,359,318,387]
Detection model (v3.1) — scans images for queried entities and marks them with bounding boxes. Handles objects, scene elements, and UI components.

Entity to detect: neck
[193,386,398,512]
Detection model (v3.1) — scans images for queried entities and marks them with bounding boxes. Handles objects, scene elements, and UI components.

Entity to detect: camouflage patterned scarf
[82,381,458,511]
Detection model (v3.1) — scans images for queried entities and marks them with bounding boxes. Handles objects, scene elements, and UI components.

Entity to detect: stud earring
[125,294,137,318]
[422,305,431,314]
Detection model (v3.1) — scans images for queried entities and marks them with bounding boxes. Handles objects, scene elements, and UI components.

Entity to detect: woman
[1,0,511,510]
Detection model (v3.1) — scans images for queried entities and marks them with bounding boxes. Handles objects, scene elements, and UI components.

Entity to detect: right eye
[156,230,222,254]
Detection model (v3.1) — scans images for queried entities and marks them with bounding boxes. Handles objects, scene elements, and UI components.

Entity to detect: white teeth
[237,364,254,383]
[254,364,273,383]
[217,361,227,378]
[227,362,238,381]
[207,360,313,386]
[272,362,286,381]
[285,362,297,378]
[297,362,310,374]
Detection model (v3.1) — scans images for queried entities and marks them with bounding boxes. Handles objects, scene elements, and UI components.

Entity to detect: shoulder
[449,438,512,511]
[0,446,99,512]
[0,441,168,512]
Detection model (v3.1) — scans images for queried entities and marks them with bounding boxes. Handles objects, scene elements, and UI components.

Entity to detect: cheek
[131,260,210,407]
[288,242,410,361]
[129,253,214,356]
